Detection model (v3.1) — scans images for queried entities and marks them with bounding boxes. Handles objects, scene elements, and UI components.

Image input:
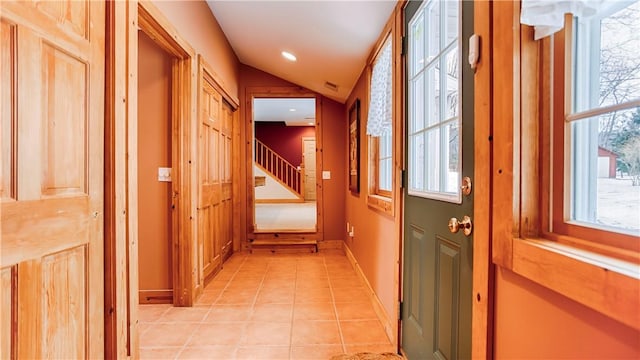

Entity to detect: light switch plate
[158,167,172,182]
[322,171,331,180]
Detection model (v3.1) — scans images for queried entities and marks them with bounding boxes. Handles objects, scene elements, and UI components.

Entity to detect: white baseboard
[342,241,397,346]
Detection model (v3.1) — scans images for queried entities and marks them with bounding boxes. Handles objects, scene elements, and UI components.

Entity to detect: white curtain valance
[521,0,604,39]
[366,37,392,137]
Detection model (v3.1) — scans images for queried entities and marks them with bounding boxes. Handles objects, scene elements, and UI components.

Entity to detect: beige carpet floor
[255,201,317,231]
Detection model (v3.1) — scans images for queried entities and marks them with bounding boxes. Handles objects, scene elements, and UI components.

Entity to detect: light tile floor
[138,250,396,359]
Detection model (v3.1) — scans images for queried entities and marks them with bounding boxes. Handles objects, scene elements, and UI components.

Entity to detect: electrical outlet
[349,225,355,237]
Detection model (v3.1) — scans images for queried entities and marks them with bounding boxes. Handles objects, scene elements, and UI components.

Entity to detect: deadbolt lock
[448,215,473,236]
[461,177,472,196]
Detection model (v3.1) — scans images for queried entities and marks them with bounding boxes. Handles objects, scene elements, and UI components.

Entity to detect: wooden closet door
[1,1,105,358]
[198,73,222,283]
[221,100,233,260]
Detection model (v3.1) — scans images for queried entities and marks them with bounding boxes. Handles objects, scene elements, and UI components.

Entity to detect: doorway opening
[136,30,174,304]
[401,0,475,358]
[132,4,194,308]
[252,97,318,232]
[244,88,324,248]
[104,2,196,356]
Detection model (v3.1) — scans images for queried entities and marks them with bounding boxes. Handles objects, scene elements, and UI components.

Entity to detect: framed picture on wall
[349,99,360,193]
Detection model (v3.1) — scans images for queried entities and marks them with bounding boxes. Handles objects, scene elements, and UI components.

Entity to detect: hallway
[138,251,395,359]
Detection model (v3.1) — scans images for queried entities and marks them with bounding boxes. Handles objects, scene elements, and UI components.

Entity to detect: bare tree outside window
[597,2,640,181]
[571,1,640,232]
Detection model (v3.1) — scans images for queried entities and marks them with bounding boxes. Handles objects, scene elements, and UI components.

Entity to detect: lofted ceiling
[253,98,316,126]
[206,0,397,104]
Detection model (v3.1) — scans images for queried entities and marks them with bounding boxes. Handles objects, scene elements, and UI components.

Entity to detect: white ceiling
[206,0,397,103]
[253,98,316,126]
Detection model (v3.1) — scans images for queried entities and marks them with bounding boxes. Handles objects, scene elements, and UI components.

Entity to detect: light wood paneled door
[302,137,316,201]
[196,57,237,293]
[221,99,234,260]
[198,62,223,283]
[1,0,105,358]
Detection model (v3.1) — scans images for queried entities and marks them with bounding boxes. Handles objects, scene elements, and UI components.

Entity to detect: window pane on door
[445,47,459,119]
[412,13,425,76]
[426,64,440,127]
[408,0,461,202]
[445,0,458,46]
[411,73,425,132]
[427,1,440,63]
[410,132,425,191]
[446,121,460,193]
[426,128,440,192]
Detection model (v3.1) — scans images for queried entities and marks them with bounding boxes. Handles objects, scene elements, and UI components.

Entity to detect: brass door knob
[448,216,473,236]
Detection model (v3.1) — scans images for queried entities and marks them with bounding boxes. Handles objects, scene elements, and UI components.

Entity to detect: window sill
[367,194,393,216]
[507,237,640,331]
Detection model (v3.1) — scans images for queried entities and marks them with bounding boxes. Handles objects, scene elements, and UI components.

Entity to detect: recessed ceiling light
[282,51,297,61]
[308,122,314,125]
[289,108,296,112]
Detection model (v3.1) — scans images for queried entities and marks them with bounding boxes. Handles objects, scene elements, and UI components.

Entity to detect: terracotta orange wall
[150,0,242,276]
[154,0,240,98]
[239,64,346,242]
[320,98,347,241]
[344,67,396,321]
[137,31,173,295]
[494,267,640,358]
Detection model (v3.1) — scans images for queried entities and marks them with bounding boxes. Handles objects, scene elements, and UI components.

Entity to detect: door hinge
[398,301,403,320]
[401,169,407,189]
[401,36,407,56]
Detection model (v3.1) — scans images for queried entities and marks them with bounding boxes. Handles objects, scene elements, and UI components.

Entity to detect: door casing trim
[244,87,324,242]
[105,0,197,357]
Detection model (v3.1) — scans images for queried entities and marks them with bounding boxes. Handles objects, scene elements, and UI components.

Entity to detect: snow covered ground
[597,177,640,232]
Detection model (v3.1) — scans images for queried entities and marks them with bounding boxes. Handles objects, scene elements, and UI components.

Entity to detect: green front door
[401,1,474,359]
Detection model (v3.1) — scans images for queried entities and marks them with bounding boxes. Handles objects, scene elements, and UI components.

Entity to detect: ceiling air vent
[324,81,338,92]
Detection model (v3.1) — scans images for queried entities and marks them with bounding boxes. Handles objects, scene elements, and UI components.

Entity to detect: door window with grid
[408,0,461,202]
